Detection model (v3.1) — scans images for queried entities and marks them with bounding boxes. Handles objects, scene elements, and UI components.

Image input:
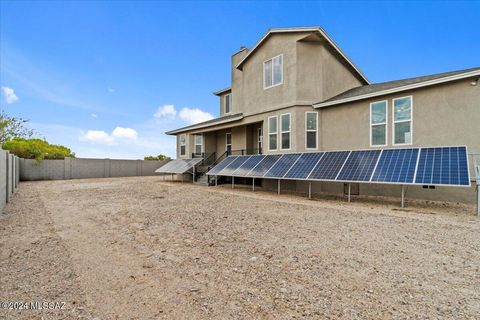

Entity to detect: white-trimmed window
[226,132,232,155]
[370,100,388,146]
[194,134,202,155]
[268,116,278,151]
[393,96,412,145]
[264,54,283,89]
[224,94,231,114]
[179,134,186,156]
[280,113,291,150]
[305,112,318,149]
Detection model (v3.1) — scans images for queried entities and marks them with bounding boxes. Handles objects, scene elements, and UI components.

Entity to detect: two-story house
[166,26,480,204]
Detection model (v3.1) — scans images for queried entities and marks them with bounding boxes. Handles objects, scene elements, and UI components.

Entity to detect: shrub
[2,138,75,162]
[144,154,170,161]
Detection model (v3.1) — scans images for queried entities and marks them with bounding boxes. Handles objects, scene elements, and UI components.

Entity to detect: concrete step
[193,175,210,186]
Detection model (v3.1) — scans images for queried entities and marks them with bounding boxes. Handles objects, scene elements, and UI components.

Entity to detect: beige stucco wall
[296,40,363,103]
[320,78,480,158]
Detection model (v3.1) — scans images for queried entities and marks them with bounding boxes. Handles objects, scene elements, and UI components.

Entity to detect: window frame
[224,93,231,114]
[369,100,388,147]
[305,111,318,150]
[267,115,278,151]
[392,95,413,146]
[179,134,186,156]
[280,113,291,151]
[257,127,263,151]
[194,134,203,155]
[225,132,232,154]
[263,54,284,90]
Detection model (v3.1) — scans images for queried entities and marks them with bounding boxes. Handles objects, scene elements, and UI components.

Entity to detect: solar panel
[308,151,350,180]
[284,152,323,179]
[232,155,266,176]
[264,153,302,178]
[155,158,203,174]
[204,145,470,188]
[218,155,251,176]
[414,146,470,186]
[371,148,419,183]
[247,155,282,177]
[206,156,238,175]
[337,150,381,182]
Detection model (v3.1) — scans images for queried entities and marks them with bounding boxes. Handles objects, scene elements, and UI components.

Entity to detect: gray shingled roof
[165,113,243,135]
[318,66,480,105]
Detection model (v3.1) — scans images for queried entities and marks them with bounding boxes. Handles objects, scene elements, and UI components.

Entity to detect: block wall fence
[0,156,168,211]
[0,150,20,212]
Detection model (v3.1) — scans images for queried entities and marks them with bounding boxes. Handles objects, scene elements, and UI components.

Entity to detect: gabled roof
[165,113,243,135]
[314,67,480,108]
[235,26,369,85]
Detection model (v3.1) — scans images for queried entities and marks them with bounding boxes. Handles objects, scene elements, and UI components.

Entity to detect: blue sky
[1,1,479,159]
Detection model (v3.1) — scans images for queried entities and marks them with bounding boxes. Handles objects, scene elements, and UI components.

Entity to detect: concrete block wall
[0,150,6,211]
[19,157,169,181]
[1,150,20,212]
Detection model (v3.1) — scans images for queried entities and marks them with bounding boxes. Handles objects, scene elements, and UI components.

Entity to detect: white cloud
[81,126,138,145]
[1,86,19,104]
[179,107,214,124]
[112,127,138,140]
[82,130,115,145]
[91,113,98,119]
[108,88,115,93]
[154,104,177,119]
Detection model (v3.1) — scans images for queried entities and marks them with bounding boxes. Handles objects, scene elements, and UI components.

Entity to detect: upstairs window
[305,112,318,149]
[224,94,231,114]
[180,134,186,156]
[264,54,283,89]
[393,96,412,145]
[370,100,387,146]
[268,116,278,151]
[280,113,291,150]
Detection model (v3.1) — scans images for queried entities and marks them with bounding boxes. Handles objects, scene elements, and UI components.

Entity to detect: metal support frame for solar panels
[207,146,472,210]
[474,155,480,216]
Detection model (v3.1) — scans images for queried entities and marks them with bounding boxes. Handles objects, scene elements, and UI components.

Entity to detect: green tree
[144,154,170,161]
[0,110,34,144]
[2,138,75,161]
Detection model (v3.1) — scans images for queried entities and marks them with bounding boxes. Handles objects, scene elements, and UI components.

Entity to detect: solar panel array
[155,158,203,174]
[207,146,470,187]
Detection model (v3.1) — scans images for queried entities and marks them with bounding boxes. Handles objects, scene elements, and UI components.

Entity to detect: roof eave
[213,87,232,96]
[165,114,244,135]
[313,70,480,108]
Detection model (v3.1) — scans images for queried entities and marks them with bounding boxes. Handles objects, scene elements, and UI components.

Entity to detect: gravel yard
[1,176,479,319]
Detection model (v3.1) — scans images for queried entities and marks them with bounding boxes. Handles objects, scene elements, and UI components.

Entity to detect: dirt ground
[1,176,479,319]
